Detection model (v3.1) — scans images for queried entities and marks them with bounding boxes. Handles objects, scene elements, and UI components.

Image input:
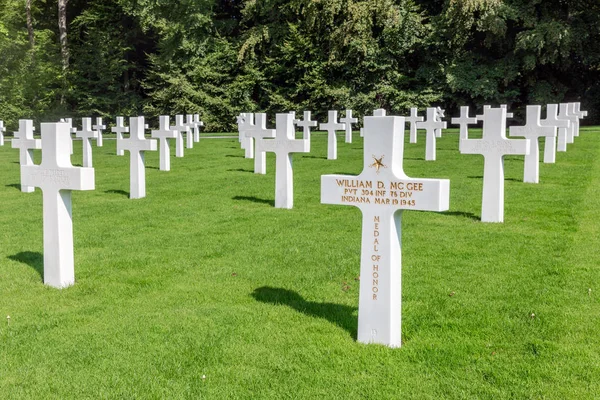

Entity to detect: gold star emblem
[369,155,387,174]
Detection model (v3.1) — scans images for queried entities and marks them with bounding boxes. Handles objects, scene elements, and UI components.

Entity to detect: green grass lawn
[1,126,599,399]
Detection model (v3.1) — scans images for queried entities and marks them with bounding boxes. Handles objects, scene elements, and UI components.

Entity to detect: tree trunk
[58,0,69,71]
[26,0,34,47]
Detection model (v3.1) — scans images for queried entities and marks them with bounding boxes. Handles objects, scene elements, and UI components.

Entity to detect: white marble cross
[461,107,530,222]
[59,118,75,155]
[435,107,446,137]
[508,106,555,183]
[245,113,275,174]
[75,118,98,168]
[340,109,358,143]
[319,110,346,160]
[415,107,447,161]
[405,108,424,144]
[171,115,188,158]
[117,117,157,199]
[294,111,317,150]
[451,106,478,149]
[557,103,578,148]
[574,102,588,119]
[92,117,106,147]
[501,104,514,118]
[540,104,570,163]
[12,119,41,193]
[193,114,204,143]
[21,122,95,288]
[151,116,177,171]
[568,103,581,139]
[185,114,195,149]
[256,113,309,208]
[321,115,449,347]
[0,120,5,146]
[112,116,129,156]
[237,113,255,158]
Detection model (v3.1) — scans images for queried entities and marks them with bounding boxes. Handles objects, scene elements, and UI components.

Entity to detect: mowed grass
[0,125,599,399]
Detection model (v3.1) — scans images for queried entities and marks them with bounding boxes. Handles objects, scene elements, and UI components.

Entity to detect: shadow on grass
[225,154,244,158]
[468,175,521,182]
[5,183,21,191]
[104,189,130,198]
[228,168,253,173]
[252,286,357,339]
[8,251,43,280]
[232,195,274,206]
[303,155,327,160]
[12,161,20,165]
[146,166,160,170]
[442,211,480,221]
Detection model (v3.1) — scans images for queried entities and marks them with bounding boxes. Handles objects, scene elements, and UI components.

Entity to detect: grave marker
[405,108,424,144]
[193,114,204,142]
[185,114,195,149]
[151,116,178,171]
[256,113,309,208]
[75,118,98,167]
[415,107,447,161]
[557,103,578,149]
[461,107,530,222]
[540,104,570,163]
[237,113,255,158]
[245,113,275,174]
[294,111,317,150]
[435,107,446,137]
[117,117,157,199]
[373,109,387,117]
[451,106,478,149]
[171,115,188,158]
[501,104,514,118]
[0,120,5,146]
[112,117,129,156]
[12,119,41,193]
[509,105,555,183]
[568,103,581,139]
[21,122,95,288]
[340,109,358,143]
[321,115,449,347]
[319,111,346,160]
[93,118,106,147]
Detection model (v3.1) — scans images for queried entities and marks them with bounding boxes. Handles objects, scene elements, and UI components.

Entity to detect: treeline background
[1,0,599,131]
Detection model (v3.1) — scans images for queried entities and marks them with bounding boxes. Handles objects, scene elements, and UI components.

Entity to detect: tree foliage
[0,0,598,130]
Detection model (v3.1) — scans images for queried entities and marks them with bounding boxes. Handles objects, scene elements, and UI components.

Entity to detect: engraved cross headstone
[509,105,555,183]
[117,117,157,199]
[461,107,530,222]
[112,116,129,156]
[171,115,188,158]
[193,114,204,143]
[12,119,41,193]
[340,109,358,143]
[557,103,578,148]
[321,116,449,347]
[256,113,309,208]
[245,113,275,174]
[151,116,177,171]
[185,114,195,149]
[319,110,346,160]
[415,107,446,161]
[451,106,478,148]
[406,108,424,144]
[237,113,255,158]
[294,111,317,150]
[93,117,106,147]
[75,118,98,168]
[540,104,570,163]
[21,122,95,288]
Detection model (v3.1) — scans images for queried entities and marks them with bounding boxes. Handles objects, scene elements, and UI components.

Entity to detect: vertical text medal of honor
[321,116,450,348]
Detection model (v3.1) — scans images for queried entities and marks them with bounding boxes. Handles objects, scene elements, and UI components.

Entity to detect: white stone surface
[540,104,570,163]
[75,118,98,168]
[415,107,447,161]
[461,107,530,222]
[93,118,106,147]
[237,113,255,158]
[451,106,478,149]
[501,104,514,118]
[245,113,275,174]
[568,103,581,139]
[319,111,346,160]
[171,115,188,158]
[509,106,555,183]
[373,109,387,117]
[185,114,195,149]
[557,103,578,149]
[340,109,358,143]
[435,107,446,137]
[151,116,177,171]
[21,122,95,288]
[61,118,75,155]
[321,115,449,347]
[193,114,204,142]
[112,116,129,156]
[294,111,317,150]
[257,113,309,208]
[0,120,5,146]
[117,117,157,199]
[574,102,588,118]
[12,119,41,193]
[405,108,424,144]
